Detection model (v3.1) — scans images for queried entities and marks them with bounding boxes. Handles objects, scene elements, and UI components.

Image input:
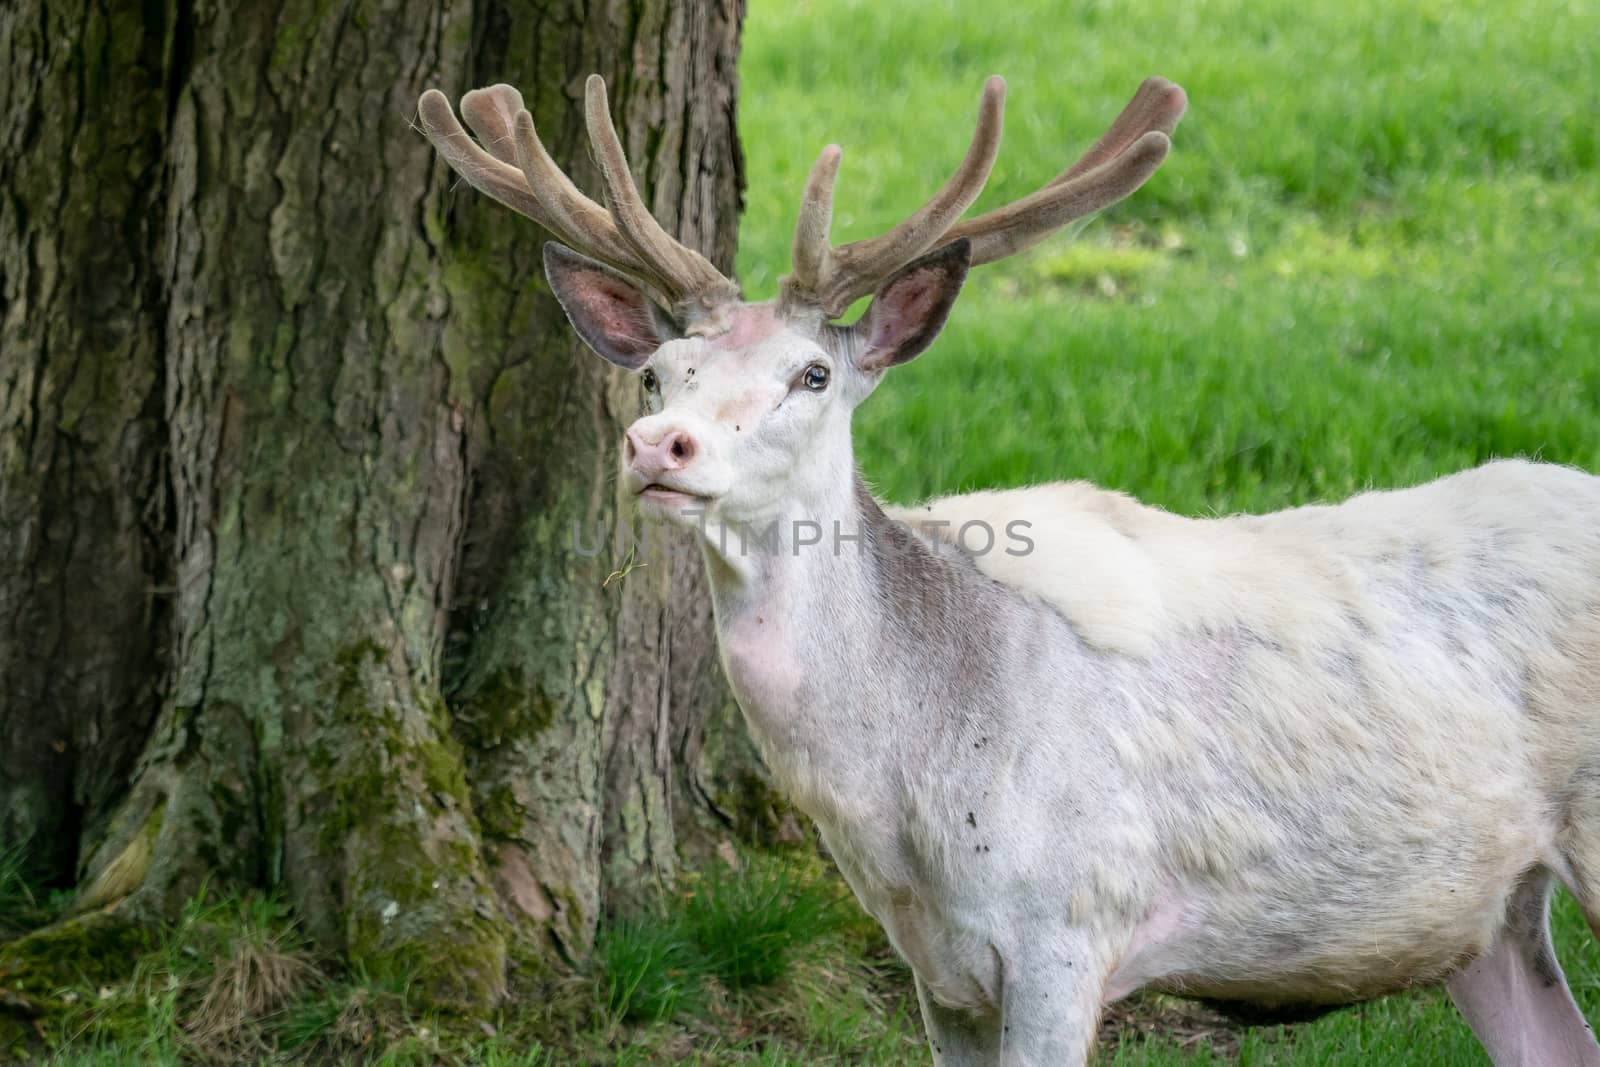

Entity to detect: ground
[5,0,1599,1062]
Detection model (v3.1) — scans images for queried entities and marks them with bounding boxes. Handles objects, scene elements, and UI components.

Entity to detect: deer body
[712,445,1600,1064]
[421,72,1600,1065]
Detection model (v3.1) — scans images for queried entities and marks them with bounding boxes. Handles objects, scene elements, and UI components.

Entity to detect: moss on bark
[0,913,152,998]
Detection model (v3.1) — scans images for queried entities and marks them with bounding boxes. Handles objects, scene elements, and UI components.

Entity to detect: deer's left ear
[854,239,972,372]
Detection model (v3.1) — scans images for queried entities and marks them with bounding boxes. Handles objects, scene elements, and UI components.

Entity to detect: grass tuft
[682,854,848,992]
[184,898,319,1060]
[595,916,706,1023]
[278,967,412,1059]
[593,851,849,1028]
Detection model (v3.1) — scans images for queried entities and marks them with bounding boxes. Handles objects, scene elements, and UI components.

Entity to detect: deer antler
[781,76,1186,319]
[944,77,1186,266]
[782,77,1006,319]
[418,77,741,329]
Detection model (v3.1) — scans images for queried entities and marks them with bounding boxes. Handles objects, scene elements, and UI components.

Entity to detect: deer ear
[543,243,674,369]
[854,239,972,371]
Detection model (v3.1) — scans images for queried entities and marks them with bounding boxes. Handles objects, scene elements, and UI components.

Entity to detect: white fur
[887,461,1599,659]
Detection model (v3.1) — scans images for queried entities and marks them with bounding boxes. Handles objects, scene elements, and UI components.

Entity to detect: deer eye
[641,369,658,392]
[801,363,829,392]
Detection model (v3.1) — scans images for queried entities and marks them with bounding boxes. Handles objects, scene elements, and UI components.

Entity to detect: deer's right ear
[543,243,673,369]
[853,239,971,372]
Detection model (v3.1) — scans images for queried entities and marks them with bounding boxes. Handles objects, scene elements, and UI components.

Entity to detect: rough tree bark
[1,0,768,1007]
[0,0,174,886]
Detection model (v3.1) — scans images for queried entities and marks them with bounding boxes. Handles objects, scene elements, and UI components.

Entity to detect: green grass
[596,915,708,1024]
[736,0,1600,516]
[681,852,849,990]
[729,0,1600,1062]
[4,858,904,1065]
[594,852,849,1025]
[20,894,319,1064]
[575,854,929,1064]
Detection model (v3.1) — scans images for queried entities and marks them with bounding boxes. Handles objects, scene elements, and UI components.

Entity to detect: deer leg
[1447,869,1600,1066]
[993,941,1103,1067]
[914,939,1103,1067]
[916,975,1001,1067]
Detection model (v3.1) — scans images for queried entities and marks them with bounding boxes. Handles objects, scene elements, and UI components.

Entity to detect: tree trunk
[1,0,764,1007]
[0,0,174,886]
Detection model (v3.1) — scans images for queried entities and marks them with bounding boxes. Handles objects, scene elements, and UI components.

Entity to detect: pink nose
[624,426,698,474]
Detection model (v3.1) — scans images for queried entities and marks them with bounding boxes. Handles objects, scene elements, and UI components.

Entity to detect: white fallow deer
[419,74,1600,1065]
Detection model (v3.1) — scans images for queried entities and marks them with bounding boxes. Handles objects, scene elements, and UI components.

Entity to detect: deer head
[418,74,1185,531]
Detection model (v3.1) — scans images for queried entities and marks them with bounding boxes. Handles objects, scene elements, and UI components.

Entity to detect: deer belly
[1108,878,1511,1007]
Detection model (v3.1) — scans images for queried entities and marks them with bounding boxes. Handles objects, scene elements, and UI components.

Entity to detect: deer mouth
[638,483,711,505]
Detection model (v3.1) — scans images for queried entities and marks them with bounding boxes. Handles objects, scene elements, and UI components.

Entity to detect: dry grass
[325,985,412,1053]
[184,922,319,1059]
[1100,996,1243,1060]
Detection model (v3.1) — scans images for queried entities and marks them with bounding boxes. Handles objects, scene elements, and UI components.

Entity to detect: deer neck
[698,467,956,825]
[702,469,876,612]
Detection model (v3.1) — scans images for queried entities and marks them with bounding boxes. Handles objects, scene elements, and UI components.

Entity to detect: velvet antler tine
[947,129,1172,266]
[459,84,525,167]
[785,76,1005,316]
[507,109,641,270]
[776,75,1182,318]
[419,89,552,223]
[582,75,739,314]
[833,77,1006,270]
[1052,77,1187,185]
[788,144,843,304]
[582,76,678,274]
[458,85,636,267]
